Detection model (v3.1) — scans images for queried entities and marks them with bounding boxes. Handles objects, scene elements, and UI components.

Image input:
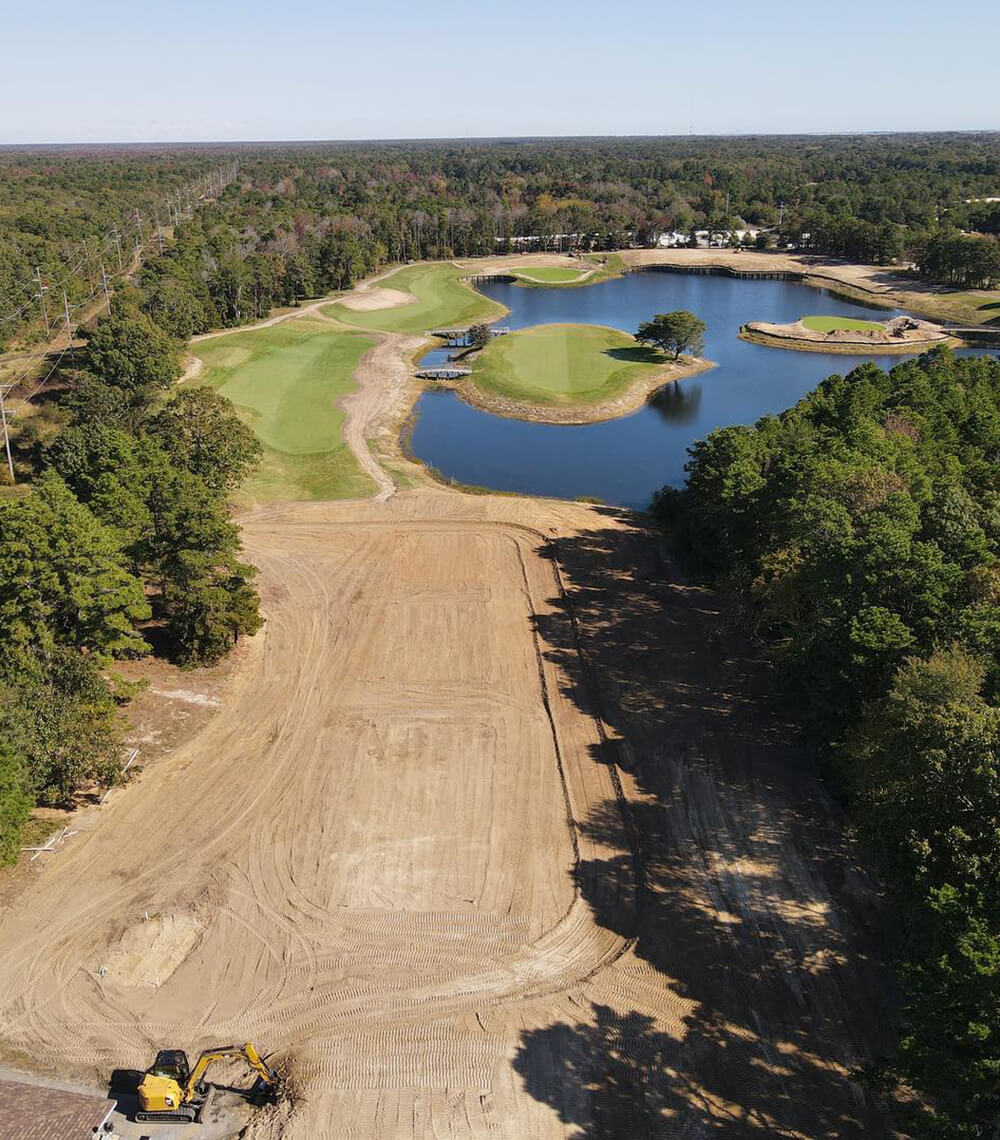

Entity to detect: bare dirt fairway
[0,486,893,1138]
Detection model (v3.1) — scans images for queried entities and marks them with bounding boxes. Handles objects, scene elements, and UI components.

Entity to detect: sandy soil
[0,257,895,1138]
[0,487,894,1138]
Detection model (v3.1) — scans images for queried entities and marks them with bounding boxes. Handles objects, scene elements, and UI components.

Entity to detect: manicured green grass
[190,319,376,502]
[801,315,886,332]
[324,263,504,334]
[469,323,668,406]
[515,267,591,285]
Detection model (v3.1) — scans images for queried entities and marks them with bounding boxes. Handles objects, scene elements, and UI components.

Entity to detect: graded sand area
[0,488,894,1139]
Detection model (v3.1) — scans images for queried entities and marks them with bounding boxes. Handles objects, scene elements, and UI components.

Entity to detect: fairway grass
[190,320,376,502]
[945,292,1000,323]
[469,323,669,407]
[801,314,886,332]
[514,266,592,285]
[324,263,504,334]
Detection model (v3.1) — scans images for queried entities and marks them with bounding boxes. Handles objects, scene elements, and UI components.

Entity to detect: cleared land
[801,314,885,332]
[469,322,669,406]
[189,320,376,502]
[0,491,894,1139]
[323,263,505,334]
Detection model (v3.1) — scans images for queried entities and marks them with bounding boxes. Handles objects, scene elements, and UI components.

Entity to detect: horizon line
[1,128,999,149]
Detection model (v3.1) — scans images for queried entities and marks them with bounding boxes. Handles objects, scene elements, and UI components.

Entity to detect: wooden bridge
[630,263,796,281]
[415,367,472,380]
[428,327,511,346]
[461,273,517,284]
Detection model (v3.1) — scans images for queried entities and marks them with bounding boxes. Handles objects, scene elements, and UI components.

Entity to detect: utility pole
[0,381,14,483]
[101,265,111,313]
[34,267,50,336]
[63,291,73,345]
[112,226,123,271]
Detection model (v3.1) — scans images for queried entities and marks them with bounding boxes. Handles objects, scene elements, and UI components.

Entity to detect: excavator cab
[147,1049,191,1084]
[137,1054,195,1120]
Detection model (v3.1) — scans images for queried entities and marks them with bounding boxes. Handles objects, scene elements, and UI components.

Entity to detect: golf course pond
[408,271,999,509]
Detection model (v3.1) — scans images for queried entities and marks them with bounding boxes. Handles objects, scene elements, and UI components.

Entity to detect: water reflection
[648,380,703,425]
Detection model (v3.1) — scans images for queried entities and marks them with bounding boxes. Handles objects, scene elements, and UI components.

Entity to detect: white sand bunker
[338,287,415,311]
[103,912,203,987]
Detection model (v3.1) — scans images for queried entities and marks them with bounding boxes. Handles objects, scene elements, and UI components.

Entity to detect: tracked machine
[135,1041,280,1123]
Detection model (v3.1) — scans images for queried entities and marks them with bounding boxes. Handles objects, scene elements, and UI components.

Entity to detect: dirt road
[0,259,894,1137]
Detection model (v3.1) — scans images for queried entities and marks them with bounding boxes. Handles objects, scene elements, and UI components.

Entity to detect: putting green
[189,319,376,501]
[801,315,886,332]
[469,323,669,406]
[515,267,590,285]
[324,263,504,334]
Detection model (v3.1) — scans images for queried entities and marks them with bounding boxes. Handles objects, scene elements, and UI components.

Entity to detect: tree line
[656,347,1000,1137]
[3,135,999,349]
[0,287,263,863]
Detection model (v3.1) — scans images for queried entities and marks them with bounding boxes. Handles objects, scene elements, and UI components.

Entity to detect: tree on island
[467,323,492,351]
[635,311,706,360]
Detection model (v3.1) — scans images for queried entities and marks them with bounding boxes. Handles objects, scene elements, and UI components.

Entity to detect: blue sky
[1,0,997,143]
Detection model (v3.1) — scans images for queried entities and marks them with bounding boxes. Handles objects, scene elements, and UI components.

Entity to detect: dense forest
[0,288,263,863]
[2,133,999,350]
[659,348,1000,1137]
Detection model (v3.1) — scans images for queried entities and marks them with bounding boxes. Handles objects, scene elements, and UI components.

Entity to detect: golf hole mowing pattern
[470,322,666,405]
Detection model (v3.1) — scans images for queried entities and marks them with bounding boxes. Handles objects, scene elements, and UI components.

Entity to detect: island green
[801,314,886,332]
[468,322,670,407]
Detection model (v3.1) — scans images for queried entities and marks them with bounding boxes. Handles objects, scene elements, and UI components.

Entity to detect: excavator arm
[184,1042,278,1102]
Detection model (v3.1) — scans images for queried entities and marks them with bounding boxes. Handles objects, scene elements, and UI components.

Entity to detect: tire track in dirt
[0,508,642,1135]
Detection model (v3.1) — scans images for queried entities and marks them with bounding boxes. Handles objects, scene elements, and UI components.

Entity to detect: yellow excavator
[135,1041,280,1123]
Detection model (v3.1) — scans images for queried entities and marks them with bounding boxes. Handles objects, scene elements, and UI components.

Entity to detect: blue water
[408,272,995,509]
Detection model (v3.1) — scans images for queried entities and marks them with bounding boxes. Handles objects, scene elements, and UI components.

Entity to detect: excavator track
[136,1107,199,1123]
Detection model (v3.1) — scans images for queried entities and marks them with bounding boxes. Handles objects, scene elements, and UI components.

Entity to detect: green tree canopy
[0,473,150,658]
[146,387,262,492]
[86,305,181,391]
[635,311,706,360]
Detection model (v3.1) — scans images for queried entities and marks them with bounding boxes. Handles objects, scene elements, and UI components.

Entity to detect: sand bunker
[338,287,416,312]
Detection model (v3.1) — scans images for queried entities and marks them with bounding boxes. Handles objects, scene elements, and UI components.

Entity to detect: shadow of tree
[516,513,896,1137]
[603,346,665,365]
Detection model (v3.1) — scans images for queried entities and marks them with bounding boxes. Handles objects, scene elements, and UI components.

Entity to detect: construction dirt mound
[0,491,895,1138]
